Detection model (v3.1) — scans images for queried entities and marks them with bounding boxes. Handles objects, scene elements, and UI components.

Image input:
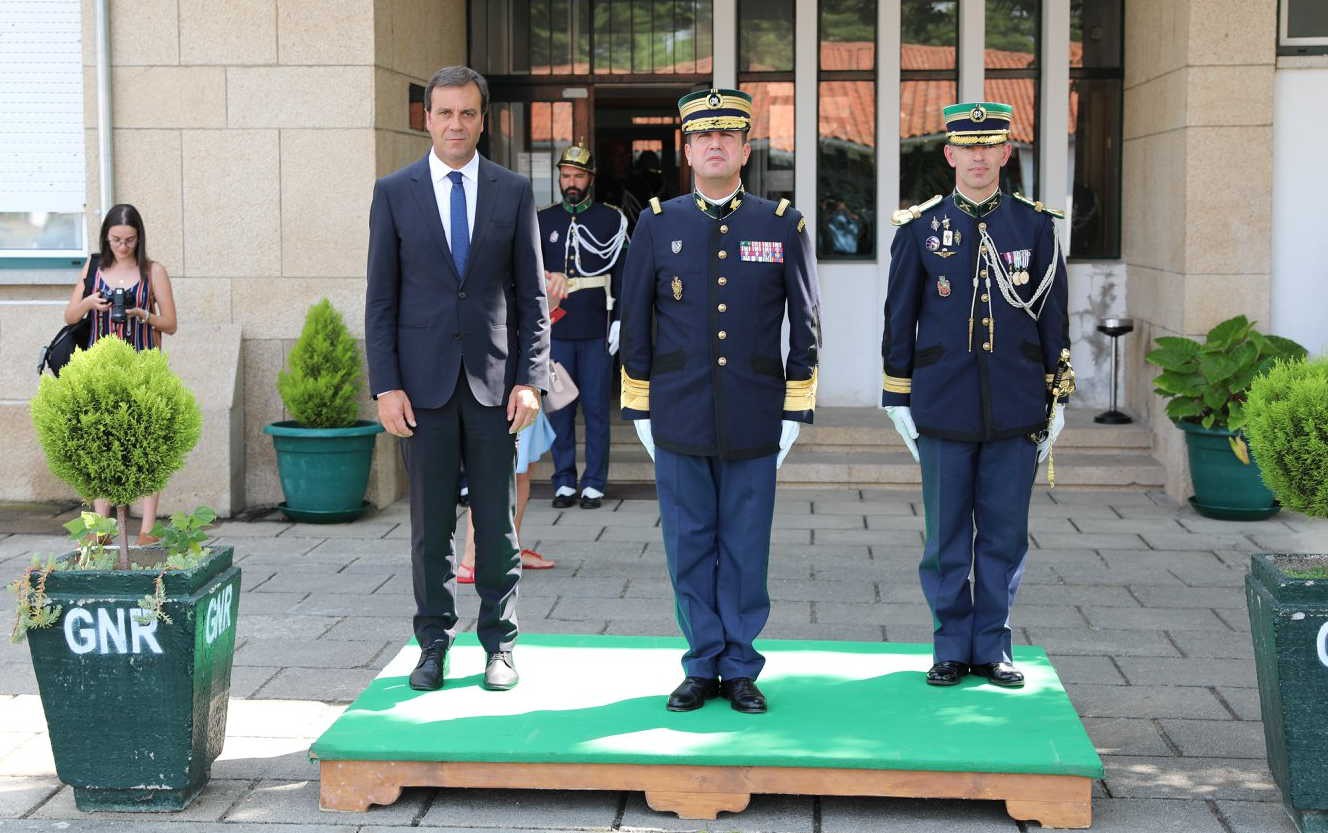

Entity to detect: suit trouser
[549,336,612,492]
[402,380,520,653]
[655,446,777,680]
[917,433,1038,665]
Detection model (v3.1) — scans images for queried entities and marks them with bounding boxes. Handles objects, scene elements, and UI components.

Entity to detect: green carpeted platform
[310,633,1103,780]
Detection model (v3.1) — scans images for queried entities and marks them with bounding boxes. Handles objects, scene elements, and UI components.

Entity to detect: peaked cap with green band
[678,88,752,134]
[943,101,1013,146]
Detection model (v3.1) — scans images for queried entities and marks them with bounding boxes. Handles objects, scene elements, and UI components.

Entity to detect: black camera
[98,287,136,324]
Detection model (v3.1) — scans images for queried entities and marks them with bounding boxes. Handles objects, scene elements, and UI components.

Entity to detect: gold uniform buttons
[981,317,990,326]
[717,250,728,259]
[717,357,728,366]
[717,277,727,286]
[982,342,992,352]
[717,303,727,312]
[981,293,990,303]
[978,222,987,231]
[717,331,727,340]
[720,224,729,234]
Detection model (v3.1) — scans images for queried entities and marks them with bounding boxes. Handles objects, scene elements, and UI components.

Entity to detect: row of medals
[931,214,1033,287]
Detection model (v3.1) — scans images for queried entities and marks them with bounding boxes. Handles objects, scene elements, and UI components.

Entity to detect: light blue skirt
[515,408,556,474]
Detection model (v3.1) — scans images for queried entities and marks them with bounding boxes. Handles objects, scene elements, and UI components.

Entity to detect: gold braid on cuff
[620,368,651,411]
[882,373,912,394]
[784,368,818,412]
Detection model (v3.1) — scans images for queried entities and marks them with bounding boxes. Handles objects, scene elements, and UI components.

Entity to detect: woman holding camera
[63,203,178,544]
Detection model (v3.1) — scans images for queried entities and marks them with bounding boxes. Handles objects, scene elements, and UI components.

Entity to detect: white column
[958,0,985,102]
[878,0,901,258]
[794,0,817,234]
[712,0,737,88]
[1040,0,1070,244]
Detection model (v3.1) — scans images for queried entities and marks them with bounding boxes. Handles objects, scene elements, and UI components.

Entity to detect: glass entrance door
[483,87,594,208]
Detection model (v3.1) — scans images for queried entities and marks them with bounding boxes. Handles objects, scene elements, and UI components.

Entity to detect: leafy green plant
[1244,357,1328,518]
[1145,315,1306,433]
[9,506,217,640]
[276,298,362,428]
[30,337,202,568]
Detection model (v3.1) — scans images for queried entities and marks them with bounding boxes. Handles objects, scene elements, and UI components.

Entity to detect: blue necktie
[447,170,469,279]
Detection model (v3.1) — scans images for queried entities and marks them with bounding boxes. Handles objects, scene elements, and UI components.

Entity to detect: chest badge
[671,240,683,254]
[671,275,683,301]
[925,235,940,251]
[549,230,559,243]
[937,276,951,298]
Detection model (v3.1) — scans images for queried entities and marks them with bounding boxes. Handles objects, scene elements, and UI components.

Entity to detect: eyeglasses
[109,236,138,248]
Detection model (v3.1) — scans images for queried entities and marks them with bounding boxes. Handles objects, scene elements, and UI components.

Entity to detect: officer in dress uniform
[539,143,630,510]
[881,102,1075,688]
[619,89,821,714]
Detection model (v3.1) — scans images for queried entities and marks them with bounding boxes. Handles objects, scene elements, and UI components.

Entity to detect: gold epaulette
[1013,192,1065,218]
[649,197,662,215]
[775,198,790,217]
[890,195,943,227]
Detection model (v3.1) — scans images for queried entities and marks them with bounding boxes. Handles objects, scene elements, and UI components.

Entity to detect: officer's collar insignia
[693,186,745,220]
[953,189,1002,218]
[671,239,683,254]
[562,195,592,214]
[549,230,559,243]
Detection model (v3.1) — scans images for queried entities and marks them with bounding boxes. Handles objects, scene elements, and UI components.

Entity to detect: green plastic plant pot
[1176,420,1278,520]
[263,420,384,523]
[1247,553,1328,833]
[25,545,240,811]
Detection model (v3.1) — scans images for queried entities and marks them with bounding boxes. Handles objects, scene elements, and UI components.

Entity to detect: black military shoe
[552,492,576,509]
[971,662,1025,688]
[409,639,448,691]
[925,661,970,687]
[666,676,720,712]
[720,677,767,713]
[579,495,603,509]
[482,651,519,691]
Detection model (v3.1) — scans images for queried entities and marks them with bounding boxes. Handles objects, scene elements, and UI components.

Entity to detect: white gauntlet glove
[634,419,655,461]
[607,321,621,356]
[883,405,920,463]
[776,420,801,469]
[1037,404,1065,463]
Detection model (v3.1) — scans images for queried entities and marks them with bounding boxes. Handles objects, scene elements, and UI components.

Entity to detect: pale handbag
[543,360,579,413]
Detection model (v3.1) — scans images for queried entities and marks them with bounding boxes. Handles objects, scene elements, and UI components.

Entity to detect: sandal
[456,563,475,584]
[520,549,556,570]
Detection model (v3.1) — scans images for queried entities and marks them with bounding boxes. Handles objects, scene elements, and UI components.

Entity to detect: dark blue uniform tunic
[537,200,627,493]
[881,190,1070,666]
[620,190,820,679]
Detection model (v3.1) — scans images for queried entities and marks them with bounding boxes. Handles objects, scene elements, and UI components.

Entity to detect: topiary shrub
[1244,356,1328,518]
[30,337,202,567]
[276,298,362,428]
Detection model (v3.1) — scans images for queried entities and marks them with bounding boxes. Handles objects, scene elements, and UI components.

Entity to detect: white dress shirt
[428,149,480,248]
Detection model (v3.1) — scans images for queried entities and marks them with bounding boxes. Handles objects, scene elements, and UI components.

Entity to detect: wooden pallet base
[319,759,1093,828]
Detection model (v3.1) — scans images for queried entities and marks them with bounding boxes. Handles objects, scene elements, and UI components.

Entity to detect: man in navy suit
[365,65,550,693]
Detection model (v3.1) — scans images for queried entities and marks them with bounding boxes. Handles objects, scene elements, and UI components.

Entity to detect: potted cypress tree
[263,298,383,522]
[19,336,240,811]
[1144,315,1306,519]
[1242,355,1328,833]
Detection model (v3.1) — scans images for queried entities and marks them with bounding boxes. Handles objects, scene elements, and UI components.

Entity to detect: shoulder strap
[82,254,100,297]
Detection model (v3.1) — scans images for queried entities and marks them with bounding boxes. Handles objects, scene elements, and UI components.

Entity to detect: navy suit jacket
[365,153,551,409]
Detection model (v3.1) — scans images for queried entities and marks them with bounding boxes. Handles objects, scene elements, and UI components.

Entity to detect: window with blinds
[0,0,86,255]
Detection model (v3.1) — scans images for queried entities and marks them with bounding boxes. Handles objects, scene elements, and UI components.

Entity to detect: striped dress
[90,268,155,350]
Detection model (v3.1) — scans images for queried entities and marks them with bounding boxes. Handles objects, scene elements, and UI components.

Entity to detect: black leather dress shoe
[720,677,767,713]
[552,493,576,508]
[925,661,970,687]
[579,495,603,509]
[666,676,719,712]
[409,640,448,691]
[971,662,1025,687]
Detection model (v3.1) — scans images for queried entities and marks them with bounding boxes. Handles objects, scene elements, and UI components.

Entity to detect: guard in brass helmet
[619,88,821,714]
[539,141,629,510]
[881,101,1074,689]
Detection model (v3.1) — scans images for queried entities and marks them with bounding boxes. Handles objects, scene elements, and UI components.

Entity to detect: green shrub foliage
[1145,315,1307,432]
[277,298,362,428]
[30,337,201,508]
[1244,357,1328,518]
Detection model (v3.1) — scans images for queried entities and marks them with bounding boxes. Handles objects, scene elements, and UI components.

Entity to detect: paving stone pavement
[0,487,1325,832]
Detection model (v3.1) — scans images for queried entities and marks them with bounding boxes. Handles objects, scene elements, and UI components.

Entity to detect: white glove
[776,420,801,469]
[1038,404,1065,463]
[634,419,655,461]
[607,320,621,356]
[883,405,920,463]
